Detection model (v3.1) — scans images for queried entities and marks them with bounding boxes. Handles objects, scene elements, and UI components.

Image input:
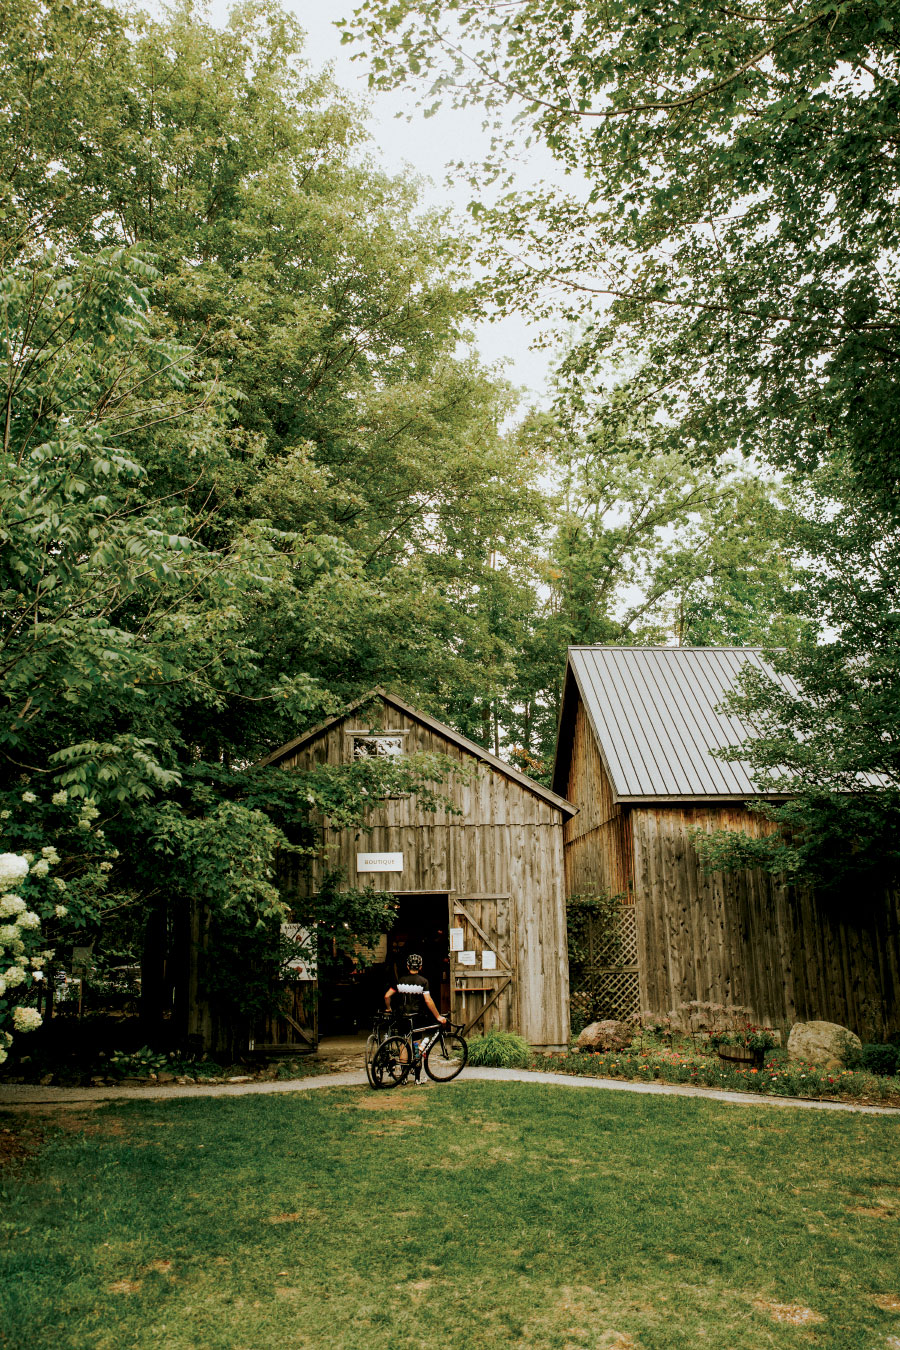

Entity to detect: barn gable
[263,686,576,819]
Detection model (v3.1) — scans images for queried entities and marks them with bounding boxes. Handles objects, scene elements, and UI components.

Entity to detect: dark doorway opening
[318,893,450,1036]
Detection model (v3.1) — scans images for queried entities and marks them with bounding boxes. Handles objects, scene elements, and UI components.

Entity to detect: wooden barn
[260,689,576,1050]
[553,645,900,1040]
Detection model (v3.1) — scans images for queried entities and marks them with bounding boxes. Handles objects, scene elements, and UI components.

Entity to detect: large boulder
[787,1020,861,1069]
[576,1019,632,1053]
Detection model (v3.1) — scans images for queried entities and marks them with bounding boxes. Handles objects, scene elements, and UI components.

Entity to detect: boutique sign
[356,852,404,873]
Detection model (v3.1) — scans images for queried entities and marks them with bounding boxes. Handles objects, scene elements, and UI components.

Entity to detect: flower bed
[528,1041,900,1107]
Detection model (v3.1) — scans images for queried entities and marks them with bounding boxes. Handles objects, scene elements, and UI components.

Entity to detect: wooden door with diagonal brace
[450,895,517,1036]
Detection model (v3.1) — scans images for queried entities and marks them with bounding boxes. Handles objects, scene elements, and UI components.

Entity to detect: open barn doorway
[317,892,451,1037]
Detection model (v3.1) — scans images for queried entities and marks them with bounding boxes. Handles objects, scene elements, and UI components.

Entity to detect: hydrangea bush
[0,787,118,1065]
[0,851,48,1061]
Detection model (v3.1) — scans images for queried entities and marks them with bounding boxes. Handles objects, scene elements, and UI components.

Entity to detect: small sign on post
[356,852,403,873]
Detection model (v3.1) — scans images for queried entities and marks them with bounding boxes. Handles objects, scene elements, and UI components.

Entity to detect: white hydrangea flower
[0,895,26,917]
[21,791,37,804]
[0,853,29,890]
[51,791,68,806]
[12,1006,42,1033]
[12,954,28,967]
[0,1049,6,1065]
[0,1030,11,1046]
[0,810,9,820]
[4,966,25,988]
[6,938,24,955]
[17,911,40,930]
[32,970,44,981]
[0,923,19,943]
[31,859,50,878]
[41,846,60,863]
[54,905,68,918]
[53,877,67,892]
[0,976,6,996]
[100,861,112,872]
[30,955,44,968]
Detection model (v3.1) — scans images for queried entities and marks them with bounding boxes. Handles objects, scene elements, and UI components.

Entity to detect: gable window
[350,733,405,760]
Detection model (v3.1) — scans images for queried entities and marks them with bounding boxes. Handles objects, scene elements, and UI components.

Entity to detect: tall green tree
[0,0,547,1031]
[348,0,900,878]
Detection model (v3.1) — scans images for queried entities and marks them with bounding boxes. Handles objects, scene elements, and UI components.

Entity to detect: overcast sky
[208,0,557,401]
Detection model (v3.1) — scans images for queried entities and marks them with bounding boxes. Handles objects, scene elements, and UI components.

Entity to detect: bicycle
[368,1015,468,1089]
[364,1009,398,1088]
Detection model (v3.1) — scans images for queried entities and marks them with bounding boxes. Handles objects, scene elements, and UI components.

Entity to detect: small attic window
[349,733,406,760]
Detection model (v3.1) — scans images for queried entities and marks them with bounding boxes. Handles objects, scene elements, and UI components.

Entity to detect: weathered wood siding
[561,696,633,900]
[279,701,570,1047]
[631,806,900,1039]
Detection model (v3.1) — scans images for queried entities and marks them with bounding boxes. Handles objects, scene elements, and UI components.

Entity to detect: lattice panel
[570,903,640,1023]
[590,909,638,970]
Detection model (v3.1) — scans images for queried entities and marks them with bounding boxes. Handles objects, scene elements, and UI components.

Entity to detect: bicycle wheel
[424,1031,468,1082]
[364,1033,381,1088]
[370,1036,411,1089]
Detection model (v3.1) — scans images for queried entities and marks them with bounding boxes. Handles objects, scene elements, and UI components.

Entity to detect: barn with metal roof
[553,646,900,1039]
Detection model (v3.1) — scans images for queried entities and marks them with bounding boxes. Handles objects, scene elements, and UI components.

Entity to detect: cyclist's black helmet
[406,953,423,972]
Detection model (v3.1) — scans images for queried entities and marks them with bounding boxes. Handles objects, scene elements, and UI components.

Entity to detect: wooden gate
[450,894,517,1035]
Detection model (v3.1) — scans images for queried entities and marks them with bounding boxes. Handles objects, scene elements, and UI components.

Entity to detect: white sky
[208,0,558,401]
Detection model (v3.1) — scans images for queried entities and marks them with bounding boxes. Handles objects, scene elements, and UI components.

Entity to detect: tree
[347,0,900,879]
[501,374,801,777]
[1,1,542,1037]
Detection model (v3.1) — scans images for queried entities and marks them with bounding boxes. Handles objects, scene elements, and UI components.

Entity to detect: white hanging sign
[449,928,464,952]
[357,852,403,873]
[481,950,497,971]
[458,950,476,966]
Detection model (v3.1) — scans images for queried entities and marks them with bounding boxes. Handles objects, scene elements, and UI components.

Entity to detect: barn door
[450,896,517,1036]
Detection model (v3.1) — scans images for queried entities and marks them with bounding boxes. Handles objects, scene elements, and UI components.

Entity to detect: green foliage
[859,1043,900,1078]
[0,0,547,1031]
[346,0,900,888]
[466,1028,531,1068]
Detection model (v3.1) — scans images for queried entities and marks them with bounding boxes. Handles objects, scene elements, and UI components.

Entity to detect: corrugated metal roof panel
[567,646,790,800]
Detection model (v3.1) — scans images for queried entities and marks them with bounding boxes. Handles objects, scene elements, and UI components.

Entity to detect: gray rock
[576,1019,632,1053]
[787,1020,862,1070]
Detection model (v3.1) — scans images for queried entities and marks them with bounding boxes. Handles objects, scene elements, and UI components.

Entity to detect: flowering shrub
[0,852,47,1061]
[535,1039,899,1105]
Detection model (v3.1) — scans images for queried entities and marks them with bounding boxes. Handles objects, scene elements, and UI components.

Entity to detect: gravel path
[1,1066,899,1115]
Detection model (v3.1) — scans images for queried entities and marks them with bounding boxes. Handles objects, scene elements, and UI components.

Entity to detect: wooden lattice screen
[569,901,640,1025]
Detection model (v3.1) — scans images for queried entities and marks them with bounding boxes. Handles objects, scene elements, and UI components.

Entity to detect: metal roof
[555,646,792,802]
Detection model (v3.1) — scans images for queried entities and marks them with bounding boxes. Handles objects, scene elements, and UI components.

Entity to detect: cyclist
[384,953,446,1082]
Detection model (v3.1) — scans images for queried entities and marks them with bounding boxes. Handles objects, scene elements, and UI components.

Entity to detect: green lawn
[2,1084,899,1349]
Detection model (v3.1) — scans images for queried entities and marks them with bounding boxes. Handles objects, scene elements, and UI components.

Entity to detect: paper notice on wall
[449,927,464,952]
[457,950,476,966]
[481,949,497,971]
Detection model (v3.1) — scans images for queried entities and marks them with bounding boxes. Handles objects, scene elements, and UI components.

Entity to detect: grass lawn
[2,1083,899,1349]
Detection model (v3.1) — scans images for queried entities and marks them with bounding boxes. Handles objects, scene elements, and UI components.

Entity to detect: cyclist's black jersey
[392,973,430,1023]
